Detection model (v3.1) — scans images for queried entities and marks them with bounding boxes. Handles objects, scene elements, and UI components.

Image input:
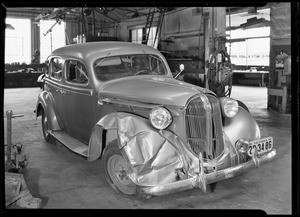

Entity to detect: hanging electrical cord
[207,45,233,97]
[206,8,233,97]
[228,8,232,56]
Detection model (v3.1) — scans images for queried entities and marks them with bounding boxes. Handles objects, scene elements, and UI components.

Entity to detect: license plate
[247,137,273,156]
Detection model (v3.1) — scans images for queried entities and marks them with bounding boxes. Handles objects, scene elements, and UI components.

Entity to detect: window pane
[75,62,88,84]
[94,54,167,81]
[226,37,270,66]
[226,41,247,66]
[130,27,158,48]
[67,60,77,81]
[66,60,88,84]
[40,20,66,63]
[5,18,31,64]
[147,27,158,48]
[131,29,137,42]
[137,29,143,43]
[246,38,270,66]
[50,58,63,80]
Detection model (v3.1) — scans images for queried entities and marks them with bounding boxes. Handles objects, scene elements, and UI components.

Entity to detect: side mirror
[174,64,185,79]
[179,64,184,72]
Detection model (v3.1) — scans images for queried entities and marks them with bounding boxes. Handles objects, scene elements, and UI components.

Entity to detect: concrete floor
[3,86,291,213]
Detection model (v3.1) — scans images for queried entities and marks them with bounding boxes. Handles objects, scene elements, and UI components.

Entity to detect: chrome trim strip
[98,97,163,109]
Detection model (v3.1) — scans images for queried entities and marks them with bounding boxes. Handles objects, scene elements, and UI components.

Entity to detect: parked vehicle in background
[35,41,276,197]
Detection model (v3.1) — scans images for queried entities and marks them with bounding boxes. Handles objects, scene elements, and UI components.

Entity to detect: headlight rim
[220,97,239,118]
[149,106,173,130]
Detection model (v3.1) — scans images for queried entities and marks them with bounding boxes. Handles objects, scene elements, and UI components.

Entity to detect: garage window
[40,20,66,63]
[65,60,89,84]
[5,18,31,64]
[131,27,158,48]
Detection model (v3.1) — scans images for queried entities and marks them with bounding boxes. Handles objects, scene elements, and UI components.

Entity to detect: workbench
[232,70,269,87]
[4,72,43,88]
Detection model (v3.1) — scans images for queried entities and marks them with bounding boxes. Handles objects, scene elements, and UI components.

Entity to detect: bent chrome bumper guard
[141,149,276,196]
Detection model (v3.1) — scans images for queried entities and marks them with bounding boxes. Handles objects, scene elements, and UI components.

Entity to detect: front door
[61,59,97,143]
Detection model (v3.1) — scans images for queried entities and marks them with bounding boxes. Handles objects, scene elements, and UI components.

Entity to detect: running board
[50,131,88,157]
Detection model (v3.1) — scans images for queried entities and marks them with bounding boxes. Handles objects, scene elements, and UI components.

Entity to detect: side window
[66,60,88,84]
[49,57,63,80]
[45,59,50,76]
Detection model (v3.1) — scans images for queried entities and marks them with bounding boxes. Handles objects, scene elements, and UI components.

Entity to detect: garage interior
[1,3,295,214]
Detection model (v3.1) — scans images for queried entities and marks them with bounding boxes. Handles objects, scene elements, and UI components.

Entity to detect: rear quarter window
[49,57,63,80]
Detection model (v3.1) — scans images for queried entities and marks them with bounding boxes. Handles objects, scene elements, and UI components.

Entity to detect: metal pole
[82,8,86,35]
[65,22,70,45]
[93,10,96,37]
[198,10,202,59]
[50,30,53,52]
[43,21,58,37]
[6,110,12,170]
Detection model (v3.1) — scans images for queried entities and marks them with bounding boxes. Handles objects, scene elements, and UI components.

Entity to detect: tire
[102,139,140,196]
[41,109,53,142]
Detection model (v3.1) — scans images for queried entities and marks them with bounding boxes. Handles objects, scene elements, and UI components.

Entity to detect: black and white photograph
[1,3,297,215]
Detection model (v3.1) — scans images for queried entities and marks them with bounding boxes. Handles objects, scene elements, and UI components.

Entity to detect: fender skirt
[88,112,197,187]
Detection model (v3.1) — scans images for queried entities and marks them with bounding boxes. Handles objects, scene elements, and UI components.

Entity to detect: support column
[204,7,226,89]
[30,19,40,64]
[267,2,291,113]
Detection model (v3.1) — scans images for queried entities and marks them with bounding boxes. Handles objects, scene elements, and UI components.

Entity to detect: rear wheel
[41,109,52,142]
[102,140,139,196]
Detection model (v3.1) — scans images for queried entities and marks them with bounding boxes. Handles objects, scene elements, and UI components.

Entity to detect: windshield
[94,54,168,81]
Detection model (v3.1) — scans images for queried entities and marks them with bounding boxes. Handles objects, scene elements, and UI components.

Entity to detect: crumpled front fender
[88,112,196,187]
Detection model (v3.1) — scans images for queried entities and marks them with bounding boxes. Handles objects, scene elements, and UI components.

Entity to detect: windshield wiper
[95,52,111,67]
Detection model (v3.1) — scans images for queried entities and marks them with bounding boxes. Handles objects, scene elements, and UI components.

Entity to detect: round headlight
[149,107,172,130]
[221,97,239,118]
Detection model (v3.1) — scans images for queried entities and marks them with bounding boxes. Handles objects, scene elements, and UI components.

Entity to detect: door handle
[55,89,67,95]
[60,90,69,95]
[98,98,110,105]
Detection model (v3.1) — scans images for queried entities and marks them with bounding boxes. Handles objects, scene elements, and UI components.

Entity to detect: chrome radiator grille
[185,95,224,158]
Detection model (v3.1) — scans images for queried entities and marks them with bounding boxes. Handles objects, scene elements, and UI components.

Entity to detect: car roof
[51,41,162,63]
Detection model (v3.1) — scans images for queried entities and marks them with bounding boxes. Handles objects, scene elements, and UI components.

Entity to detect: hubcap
[107,154,136,195]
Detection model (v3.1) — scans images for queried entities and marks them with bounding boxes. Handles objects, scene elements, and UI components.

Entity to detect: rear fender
[35,91,60,131]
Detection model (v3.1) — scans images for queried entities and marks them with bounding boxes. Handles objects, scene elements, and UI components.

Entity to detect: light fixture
[84,8,91,16]
[131,12,139,18]
[6,24,15,30]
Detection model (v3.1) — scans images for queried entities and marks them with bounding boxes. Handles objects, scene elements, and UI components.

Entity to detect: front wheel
[102,140,139,196]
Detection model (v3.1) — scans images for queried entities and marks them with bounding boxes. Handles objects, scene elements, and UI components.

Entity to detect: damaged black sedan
[35,41,276,197]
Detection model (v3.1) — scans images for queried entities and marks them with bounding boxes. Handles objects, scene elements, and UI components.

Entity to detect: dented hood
[98,75,214,107]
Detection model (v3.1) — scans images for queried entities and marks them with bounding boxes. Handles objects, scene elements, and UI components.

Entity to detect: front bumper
[141,149,276,196]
